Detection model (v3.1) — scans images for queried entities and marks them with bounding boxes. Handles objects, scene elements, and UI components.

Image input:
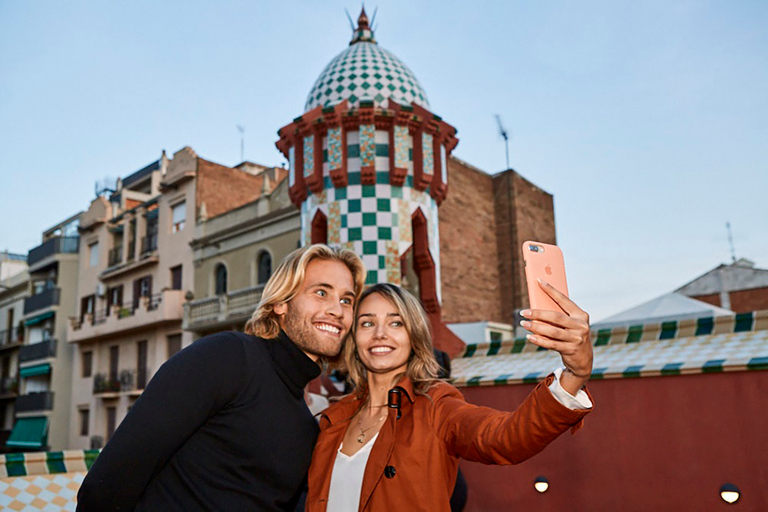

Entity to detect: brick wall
[493,169,556,324]
[729,287,768,313]
[439,158,503,324]
[438,158,556,327]
[196,159,273,220]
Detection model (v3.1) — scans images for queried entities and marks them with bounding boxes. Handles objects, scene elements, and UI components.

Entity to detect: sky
[1,0,766,322]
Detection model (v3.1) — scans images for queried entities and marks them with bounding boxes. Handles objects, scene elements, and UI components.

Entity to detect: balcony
[19,339,57,363]
[108,245,123,267]
[0,329,24,350]
[184,285,264,331]
[23,288,60,315]
[93,370,144,397]
[140,234,158,255]
[68,289,185,343]
[0,377,18,398]
[15,391,54,413]
[27,236,79,268]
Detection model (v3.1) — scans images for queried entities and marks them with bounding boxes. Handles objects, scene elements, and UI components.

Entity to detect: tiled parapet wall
[459,311,768,358]
[0,450,99,511]
[452,311,768,387]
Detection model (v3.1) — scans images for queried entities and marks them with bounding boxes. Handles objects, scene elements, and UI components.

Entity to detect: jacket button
[384,465,396,478]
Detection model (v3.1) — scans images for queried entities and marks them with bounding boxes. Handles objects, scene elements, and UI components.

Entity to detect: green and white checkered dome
[304,36,430,112]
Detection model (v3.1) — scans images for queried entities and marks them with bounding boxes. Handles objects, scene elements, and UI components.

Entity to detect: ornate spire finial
[358,7,369,29]
[350,6,376,45]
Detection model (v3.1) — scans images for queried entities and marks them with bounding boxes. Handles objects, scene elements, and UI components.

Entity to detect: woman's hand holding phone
[520,280,593,396]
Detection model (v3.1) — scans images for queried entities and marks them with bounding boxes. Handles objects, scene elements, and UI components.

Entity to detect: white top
[323,368,590,510]
[326,433,379,512]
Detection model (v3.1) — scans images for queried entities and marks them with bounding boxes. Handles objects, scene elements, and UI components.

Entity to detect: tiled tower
[276,9,464,354]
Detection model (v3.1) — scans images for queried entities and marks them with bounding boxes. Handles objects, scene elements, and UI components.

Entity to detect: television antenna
[726,222,737,263]
[495,114,510,170]
[237,125,245,163]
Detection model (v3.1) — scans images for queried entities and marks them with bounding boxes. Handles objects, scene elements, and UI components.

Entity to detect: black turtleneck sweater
[77,331,321,511]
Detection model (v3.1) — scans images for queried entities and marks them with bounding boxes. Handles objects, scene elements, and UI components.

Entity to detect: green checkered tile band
[450,316,768,388]
[587,311,766,347]
[305,41,429,111]
[0,450,100,479]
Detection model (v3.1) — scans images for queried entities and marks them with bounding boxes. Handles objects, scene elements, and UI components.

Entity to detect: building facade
[66,147,278,450]
[183,172,297,336]
[9,215,81,451]
[0,255,29,447]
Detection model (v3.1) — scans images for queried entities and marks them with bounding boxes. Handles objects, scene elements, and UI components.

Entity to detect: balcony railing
[68,290,184,343]
[23,287,60,315]
[0,377,18,395]
[19,339,57,363]
[184,284,264,331]
[140,234,158,255]
[27,236,79,267]
[15,391,54,412]
[108,246,123,267]
[0,329,24,348]
[93,370,142,394]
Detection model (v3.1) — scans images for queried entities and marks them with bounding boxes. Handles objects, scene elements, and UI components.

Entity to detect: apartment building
[183,170,295,336]
[0,254,29,447]
[9,215,81,451]
[66,147,280,449]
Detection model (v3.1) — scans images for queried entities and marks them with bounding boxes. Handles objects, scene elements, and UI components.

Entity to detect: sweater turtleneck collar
[267,330,322,399]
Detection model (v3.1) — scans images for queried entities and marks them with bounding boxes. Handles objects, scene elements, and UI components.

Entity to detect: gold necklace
[356,412,386,443]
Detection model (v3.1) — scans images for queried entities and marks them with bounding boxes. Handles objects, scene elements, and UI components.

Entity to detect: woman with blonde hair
[305,282,594,511]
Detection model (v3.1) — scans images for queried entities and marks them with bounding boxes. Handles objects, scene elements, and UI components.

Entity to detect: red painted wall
[459,371,768,511]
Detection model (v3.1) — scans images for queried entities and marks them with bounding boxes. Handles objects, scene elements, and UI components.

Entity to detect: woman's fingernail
[537,278,548,286]
[521,309,531,318]
[520,320,531,329]
[526,333,536,342]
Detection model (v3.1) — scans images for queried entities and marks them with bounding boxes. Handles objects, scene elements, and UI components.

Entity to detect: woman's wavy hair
[343,283,442,396]
[245,244,366,339]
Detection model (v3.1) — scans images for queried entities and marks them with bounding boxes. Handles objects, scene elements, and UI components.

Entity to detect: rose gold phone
[522,241,569,313]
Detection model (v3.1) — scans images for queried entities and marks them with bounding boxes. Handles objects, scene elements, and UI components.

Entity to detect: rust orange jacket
[306,374,592,511]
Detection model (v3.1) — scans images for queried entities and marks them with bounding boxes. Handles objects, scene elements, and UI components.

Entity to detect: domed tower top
[304,8,430,112]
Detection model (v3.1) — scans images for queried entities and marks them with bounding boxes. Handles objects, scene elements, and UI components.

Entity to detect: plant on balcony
[118,307,132,318]
[93,373,121,394]
[118,369,134,391]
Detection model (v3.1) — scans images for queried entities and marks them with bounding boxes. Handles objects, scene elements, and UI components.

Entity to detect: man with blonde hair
[78,244,366,511]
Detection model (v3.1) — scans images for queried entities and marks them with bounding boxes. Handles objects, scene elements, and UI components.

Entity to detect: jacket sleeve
[76,332,249,511]
[432,375,592,465]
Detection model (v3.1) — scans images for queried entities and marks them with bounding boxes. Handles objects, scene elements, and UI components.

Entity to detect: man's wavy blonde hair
[344,283,441,396]
[245,244,366,339]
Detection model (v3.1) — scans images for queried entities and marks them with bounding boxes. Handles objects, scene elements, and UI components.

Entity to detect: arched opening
[311,210,328,245]
[257,251,272,285]
[214,264,228,295]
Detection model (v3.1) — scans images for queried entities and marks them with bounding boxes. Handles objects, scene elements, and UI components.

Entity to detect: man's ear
[273,302,287,317]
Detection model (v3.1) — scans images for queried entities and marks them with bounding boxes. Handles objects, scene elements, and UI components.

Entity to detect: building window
[167,334,182,358]
[79,409,89,437]
[107,285,123,314]
[137,340,148,390]
[171,201,186,233]
[109,345,119,383]
[215,264,227,295]
[80,295,95,324]
[132,276,152,309]
[82,351,93,378]
[170,265,183,290]
[106,406,117,440]
[89,242,99,267]
[257,252,272,285]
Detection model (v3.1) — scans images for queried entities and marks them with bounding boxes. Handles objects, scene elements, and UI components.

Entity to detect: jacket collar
[266,330,321,399]
[321,375,417,426]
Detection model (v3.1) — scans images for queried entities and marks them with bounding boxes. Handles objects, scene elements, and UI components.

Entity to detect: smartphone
[522,241,569,313]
